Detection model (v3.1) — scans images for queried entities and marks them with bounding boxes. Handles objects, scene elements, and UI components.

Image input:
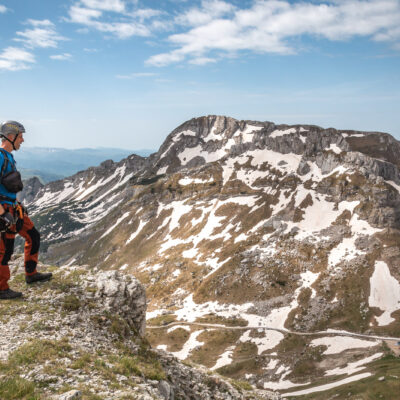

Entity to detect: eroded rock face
[94,270,147,336]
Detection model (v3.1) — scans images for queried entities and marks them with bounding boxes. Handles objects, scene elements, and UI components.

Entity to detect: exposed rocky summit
[22,115,400,396]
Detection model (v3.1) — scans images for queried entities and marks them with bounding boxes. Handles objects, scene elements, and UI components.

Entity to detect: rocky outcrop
[1,259,273,400]
[94,270,147,336]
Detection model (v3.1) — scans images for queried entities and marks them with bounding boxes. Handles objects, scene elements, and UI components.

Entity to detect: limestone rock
[158,380,174,400]
[94,270,147,336]
[56,390,82,400]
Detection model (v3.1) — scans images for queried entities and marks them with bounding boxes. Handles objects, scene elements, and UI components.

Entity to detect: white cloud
[0,4,7,13]
[116,72,158,79]
[0,47,35,71]
[26,19,54,27]
[132,8,163,22]
[50,53,72,60]
[189,56,217,65]
[81,0,126,12]
[175,0,236,26]
[147,51,185,67]
[68,6,102,25]
[147,0,400,66]
[67,2,164,38]
[14,19,67,48]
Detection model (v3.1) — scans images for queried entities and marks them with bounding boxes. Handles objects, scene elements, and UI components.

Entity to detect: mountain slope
[25,115,400,396]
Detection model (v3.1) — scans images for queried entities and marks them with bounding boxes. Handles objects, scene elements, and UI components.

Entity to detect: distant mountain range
[17,147,155,183]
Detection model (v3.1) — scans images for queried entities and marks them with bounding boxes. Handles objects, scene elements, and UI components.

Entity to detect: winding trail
[147,321,400,342]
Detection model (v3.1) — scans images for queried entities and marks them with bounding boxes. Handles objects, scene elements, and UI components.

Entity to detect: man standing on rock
[0,120,52,300]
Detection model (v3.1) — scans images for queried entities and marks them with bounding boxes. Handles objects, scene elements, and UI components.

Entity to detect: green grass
[110,345,166,381]
[0,377,39,400]
[8,338,71,366]
[231,379,253,391]
[147,314,177,326]
[62,294,81,311]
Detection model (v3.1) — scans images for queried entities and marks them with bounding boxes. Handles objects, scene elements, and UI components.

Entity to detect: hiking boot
[25,272,53,284]
[0,288,23,300]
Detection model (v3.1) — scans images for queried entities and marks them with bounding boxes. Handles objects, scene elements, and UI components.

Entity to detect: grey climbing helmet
[0,120,25,137]
[0,120,25,150]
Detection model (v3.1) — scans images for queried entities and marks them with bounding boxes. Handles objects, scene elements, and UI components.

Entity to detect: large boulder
[94,270,147,336]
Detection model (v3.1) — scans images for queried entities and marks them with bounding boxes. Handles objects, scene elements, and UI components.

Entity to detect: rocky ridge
[21,115,400,396]
[0,255,277,400]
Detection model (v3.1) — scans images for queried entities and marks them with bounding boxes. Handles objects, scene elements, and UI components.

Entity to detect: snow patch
[324,353,382,376]
[369,261,400,326]
[211,346,235,370]
[310,336,379,355]
[270,128,296,138]
[179,177,213,185]
[170,330,204,360]
[284,373,372,396]
[327,143,342,154]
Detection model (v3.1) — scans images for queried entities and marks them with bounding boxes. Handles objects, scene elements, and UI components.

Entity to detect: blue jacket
[0,149,18,205]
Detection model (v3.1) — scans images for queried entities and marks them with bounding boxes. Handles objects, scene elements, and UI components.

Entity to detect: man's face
[12,132,24,150]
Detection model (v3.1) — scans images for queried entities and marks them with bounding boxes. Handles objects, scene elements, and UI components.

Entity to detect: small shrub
[231,379,253,391]
[62,295,81,311]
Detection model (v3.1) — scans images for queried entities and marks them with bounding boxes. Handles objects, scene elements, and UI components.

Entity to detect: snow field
[239,330,284,356]
[170,330,205,360]
[263,371,311,390]
[328,204,381,267]
[159,271,319,361]
[269,128,297,138]
[285,196,359,242]
[159,129,196,159]
[211,346,235,370]
[126,220,146,245]
[328,237,364,267]
[326,143,342,154]
[157,166,168,175]
[178,177,213,185]
[369,261,400,326]
[283,372,372,396]
[324,353,382,376]
[310,336,379,355]
[178,145,226,166]
[265,359,278,370]
[99,211,130,240]
[156,196,260,264]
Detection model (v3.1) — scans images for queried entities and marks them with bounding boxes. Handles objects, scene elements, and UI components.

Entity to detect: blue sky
[0,0,399,150]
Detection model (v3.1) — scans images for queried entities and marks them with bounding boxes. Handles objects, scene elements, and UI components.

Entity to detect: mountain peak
[21,116,400,396]
[152,115,397,178]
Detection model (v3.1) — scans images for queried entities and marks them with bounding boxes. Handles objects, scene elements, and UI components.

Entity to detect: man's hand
[0,212,14,231]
